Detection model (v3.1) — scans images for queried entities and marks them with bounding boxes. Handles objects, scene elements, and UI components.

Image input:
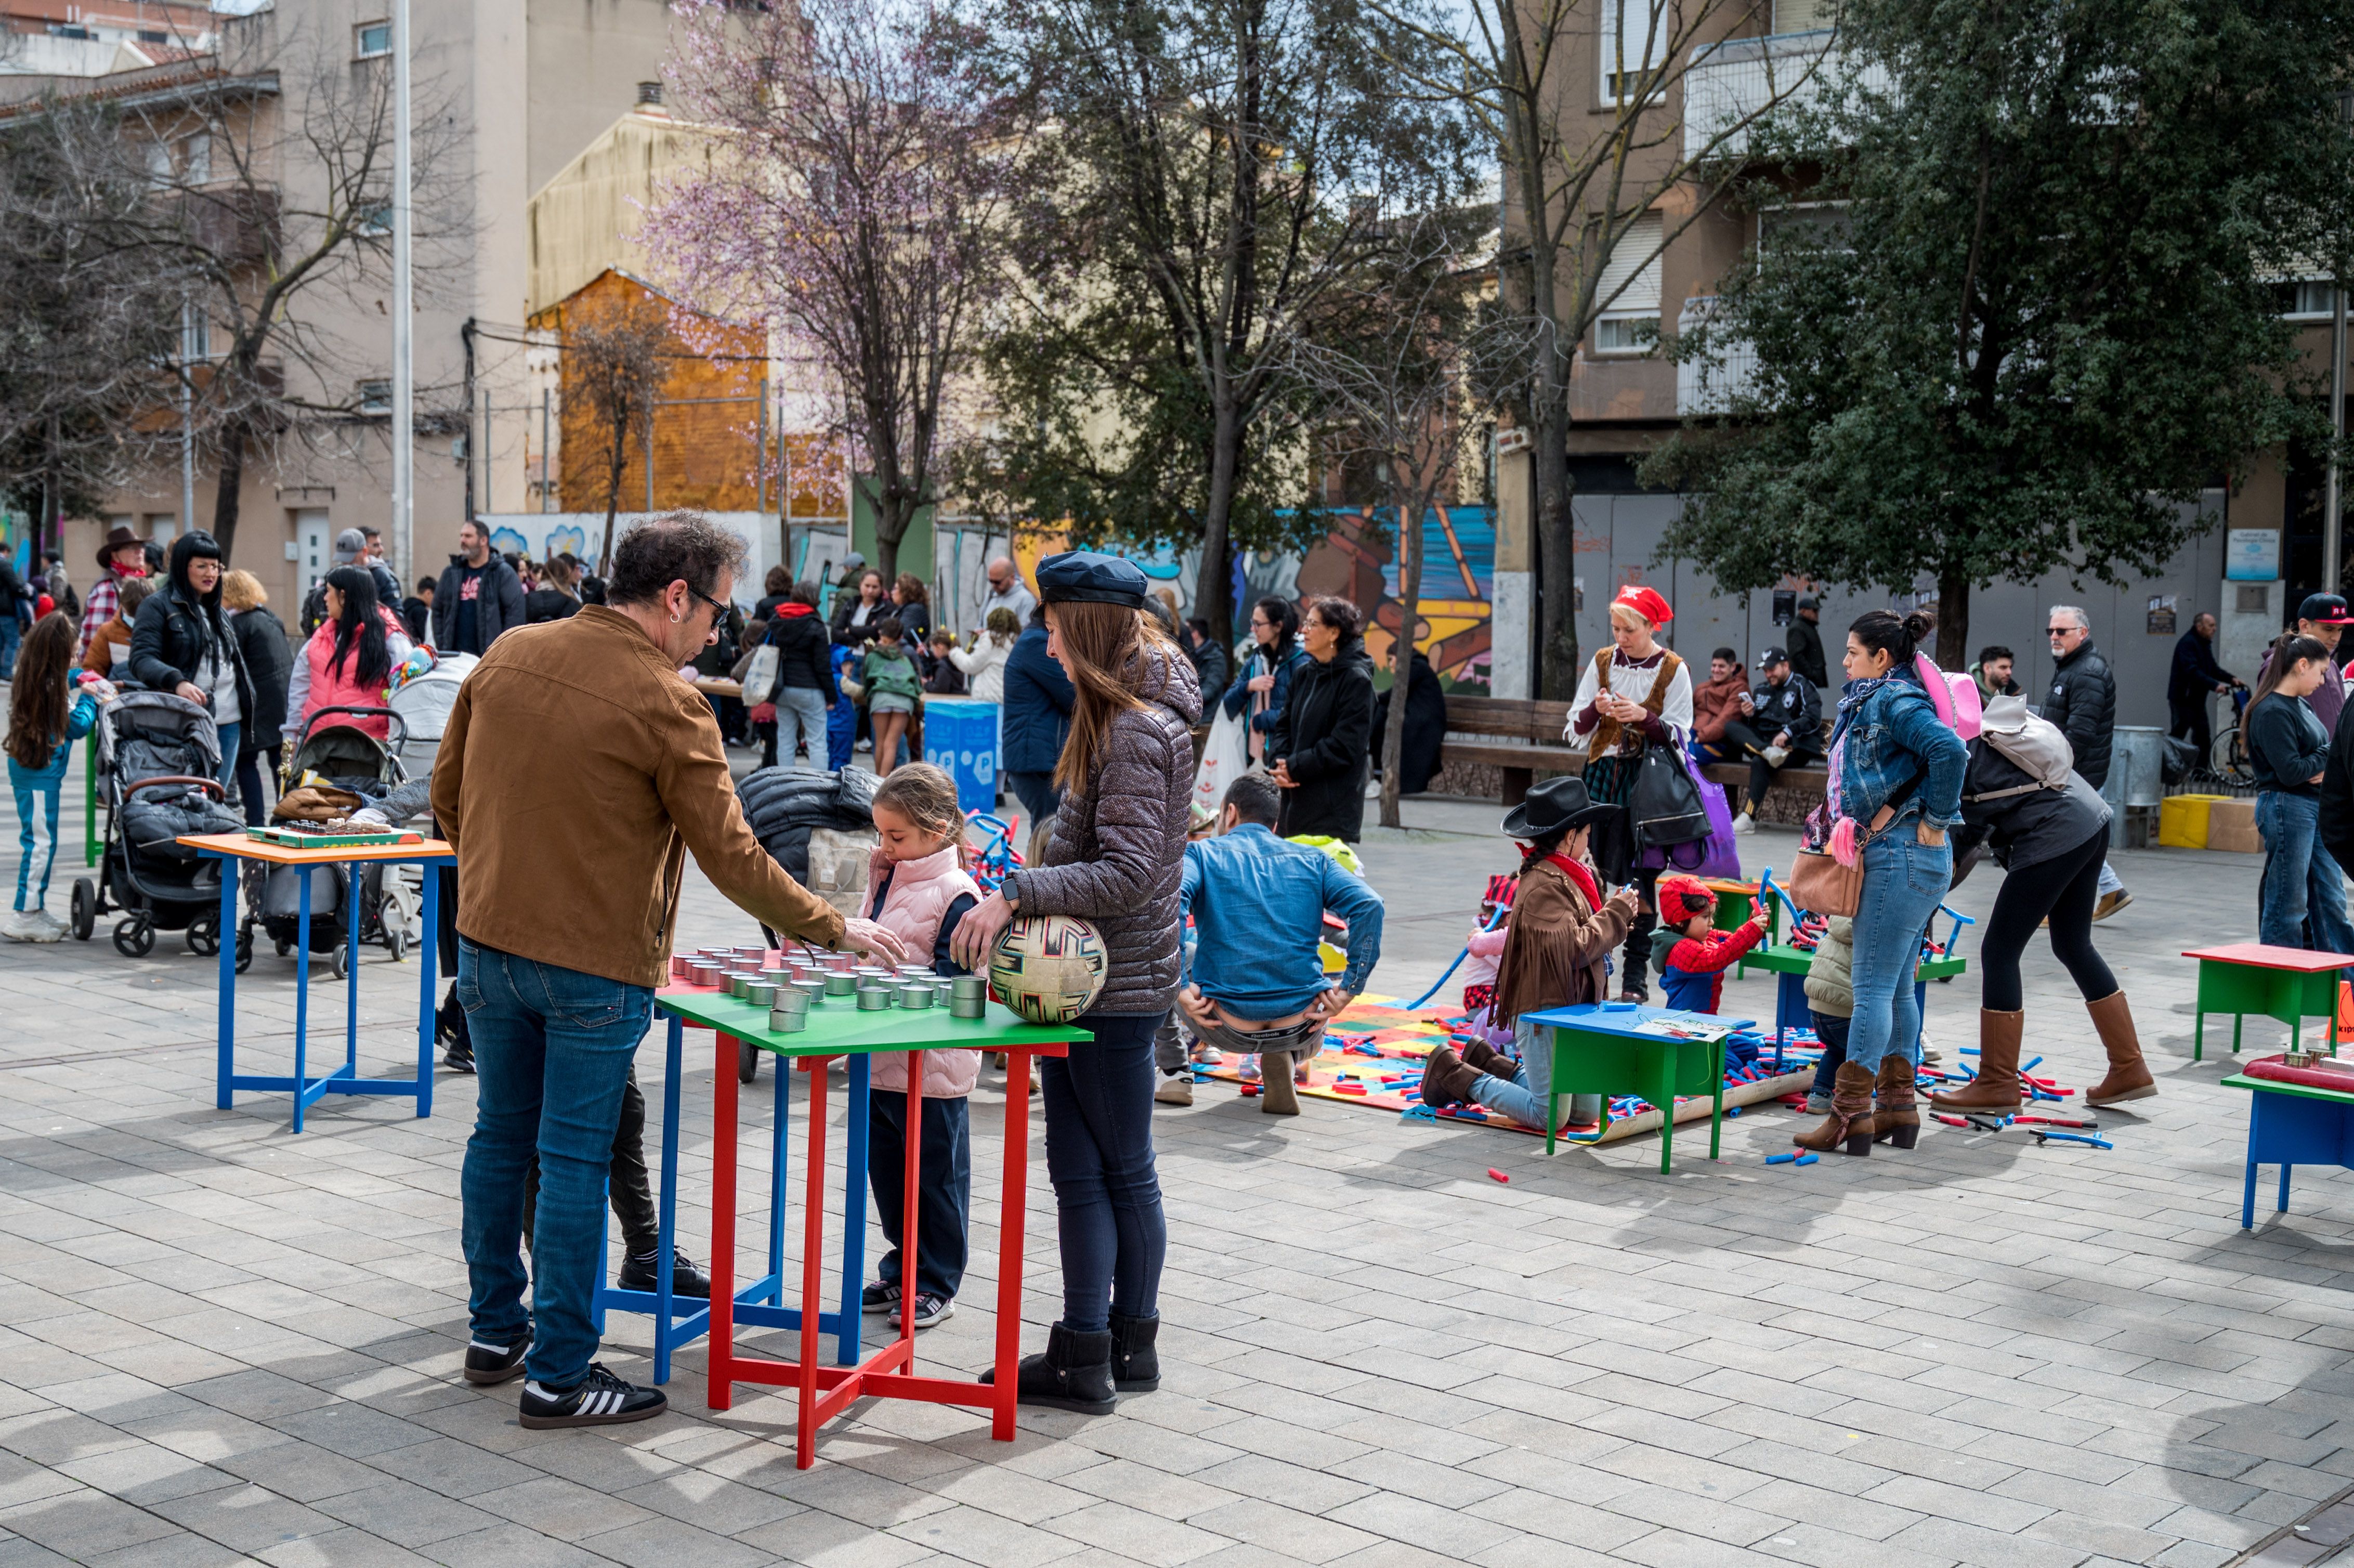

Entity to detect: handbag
[741,638,780,705]
[1789,845,1862,918]
[1194,707,1246,818]
[1629,742,1711,847]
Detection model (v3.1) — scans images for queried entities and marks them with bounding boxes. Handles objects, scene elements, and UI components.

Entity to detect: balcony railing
[1675,295,1759,415]
[1682,29,1882,161]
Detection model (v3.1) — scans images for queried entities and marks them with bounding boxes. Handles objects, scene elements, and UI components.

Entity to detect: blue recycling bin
[923,698,999,814]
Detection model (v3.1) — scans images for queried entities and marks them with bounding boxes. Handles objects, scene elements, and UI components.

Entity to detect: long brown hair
[2245,632,2332,747]
[6,613,76,769]
[1051,600,1179,791]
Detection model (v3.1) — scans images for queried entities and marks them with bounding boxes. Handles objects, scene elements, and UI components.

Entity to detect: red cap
[1657,874,1715,924]
[1614,584,1674,626]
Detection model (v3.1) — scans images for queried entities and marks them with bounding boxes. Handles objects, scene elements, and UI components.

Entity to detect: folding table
[650,982,1086,1468]
[181,832,451,1133]
[1743,944,1966,1069]
[1519,1002,1754,1170]
[2184,944,2354,1061]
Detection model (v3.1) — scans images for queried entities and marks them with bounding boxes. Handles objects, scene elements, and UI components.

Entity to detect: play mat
[1197,996,1820,1144]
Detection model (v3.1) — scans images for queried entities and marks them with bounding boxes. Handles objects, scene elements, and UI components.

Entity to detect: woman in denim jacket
[1795,609,1967,1157]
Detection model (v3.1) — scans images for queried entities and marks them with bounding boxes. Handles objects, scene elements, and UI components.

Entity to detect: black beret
[1036,550,1147,608]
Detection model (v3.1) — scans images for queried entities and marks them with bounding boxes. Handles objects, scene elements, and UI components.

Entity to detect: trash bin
[2107,725,2164,848]
[922,698,999,814]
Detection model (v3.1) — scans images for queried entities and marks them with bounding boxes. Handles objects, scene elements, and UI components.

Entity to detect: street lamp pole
[2330,280,2347,599]
[389,0,413,586]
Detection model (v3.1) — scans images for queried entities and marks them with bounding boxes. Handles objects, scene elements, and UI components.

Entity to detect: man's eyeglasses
[686,583,730,628]
[2046,626,2076,637]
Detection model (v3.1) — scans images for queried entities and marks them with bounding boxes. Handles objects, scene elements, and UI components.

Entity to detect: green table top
[655,987,1090,1058]
[2221,1071,2354,1105]
[1745,943,1966,981]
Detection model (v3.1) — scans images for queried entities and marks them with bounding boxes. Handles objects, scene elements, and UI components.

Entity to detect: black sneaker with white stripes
[462,1337,529,1386]
[860,1279,900,1314]
[516,1363,666,1429]
[896,1292,954,1330]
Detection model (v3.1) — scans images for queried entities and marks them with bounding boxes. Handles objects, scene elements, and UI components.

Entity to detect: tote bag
[1193,707,1247,819]
[741,639,781,705]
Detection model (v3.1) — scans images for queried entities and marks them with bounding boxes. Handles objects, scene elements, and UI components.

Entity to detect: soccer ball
[989,914,1107,1024]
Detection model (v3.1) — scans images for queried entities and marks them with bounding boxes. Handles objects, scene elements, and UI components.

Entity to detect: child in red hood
[1656,874,1766,1014]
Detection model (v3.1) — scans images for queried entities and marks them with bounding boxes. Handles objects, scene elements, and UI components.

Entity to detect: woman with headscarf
[128,532,251,787]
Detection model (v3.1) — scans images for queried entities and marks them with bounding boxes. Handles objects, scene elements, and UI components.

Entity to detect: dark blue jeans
[457,938,653,1389]
[1808,1010,1850,1097]
[2257,791,2354,955]
[869,1090,971,1301]
[1040,1011,1167,1333]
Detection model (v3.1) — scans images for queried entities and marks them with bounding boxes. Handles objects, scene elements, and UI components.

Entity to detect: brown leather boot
[1460,1037,1510,1077]
[1419,1046,1483,1109]
[1258,1050,1300,1115]
[1874,1056,1920,1148]
[2083,991,2156,1106]
[1930,1010,2024,1116]
[1793,1060,1877,1156]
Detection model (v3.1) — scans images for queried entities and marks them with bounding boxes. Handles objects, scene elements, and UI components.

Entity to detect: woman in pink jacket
[287,566,414,742]
[856,764,981,1332]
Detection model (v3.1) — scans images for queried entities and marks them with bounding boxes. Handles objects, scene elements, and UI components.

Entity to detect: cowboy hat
[1499,775,1618,840]
[95,525,141,573]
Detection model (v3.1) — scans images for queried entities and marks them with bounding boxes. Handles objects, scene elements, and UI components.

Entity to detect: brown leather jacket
[430,605,844,988]
[1692,664,1748,745]
[1491,856,1638,1028]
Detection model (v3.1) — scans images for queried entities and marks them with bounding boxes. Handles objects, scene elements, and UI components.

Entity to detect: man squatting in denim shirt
[1174,772,1385,1115]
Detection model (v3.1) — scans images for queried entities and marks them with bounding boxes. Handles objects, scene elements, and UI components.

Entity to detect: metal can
[823,973,857,997]
[949,974,987,1004]
[744,982,778,1007]
[898,982,935,1009]
[949,995,986,1020]
[671,954,696,980]
[791,977,828,1004]
[767,1007,807,1034]
[772,985,811,1013]
[857,985,894,1011]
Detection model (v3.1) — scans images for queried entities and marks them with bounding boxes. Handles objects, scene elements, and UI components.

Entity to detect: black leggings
[1979,826,2117,1013]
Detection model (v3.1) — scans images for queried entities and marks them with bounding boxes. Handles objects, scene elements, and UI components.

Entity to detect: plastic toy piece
[1487,1167,1510,1182]
[2013,1114,2097,1129]
[2031,1129,2114,1149]
[1400,1104,1437,1121]
[1794,1152,1819,1166]
[1765,1152,1798,1165]
[1931,1113,1973,1128]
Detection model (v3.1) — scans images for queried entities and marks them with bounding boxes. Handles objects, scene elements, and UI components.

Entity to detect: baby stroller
[239,706,421,978]
[386,649,474,785]
[70,691,245,959]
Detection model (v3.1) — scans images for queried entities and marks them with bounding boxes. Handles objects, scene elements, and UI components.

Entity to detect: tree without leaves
[1378,0,1823,698]
[1284,211,1487,827]
[980,0,1480,649]
[1645,0,2354,668]
[0,96,186,545]
[647,0,1018,585]
[563,291,668,576]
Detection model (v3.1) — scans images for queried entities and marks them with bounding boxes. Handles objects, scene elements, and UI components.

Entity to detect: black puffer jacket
[769,609,833,691]
[230,607,292,749]
[2043,641,2117,789]
[1008,643,1200,1015]
[738,766,878,886]
[1270,640,1377,842]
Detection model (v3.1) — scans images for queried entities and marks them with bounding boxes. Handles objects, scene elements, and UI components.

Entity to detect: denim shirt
[1179,822,1385,1017]
[1833,673,1967,831]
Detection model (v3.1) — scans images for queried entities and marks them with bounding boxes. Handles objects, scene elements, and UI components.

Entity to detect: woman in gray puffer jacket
[954,551,1198,1417]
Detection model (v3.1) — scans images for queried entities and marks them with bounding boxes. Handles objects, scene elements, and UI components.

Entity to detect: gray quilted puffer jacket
[1007,641,1201,1015]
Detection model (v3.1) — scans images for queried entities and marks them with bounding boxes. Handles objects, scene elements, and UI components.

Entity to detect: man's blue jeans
[1846,829,1951,1072]
[458,938,652,1389]
[2257,791,2354,955]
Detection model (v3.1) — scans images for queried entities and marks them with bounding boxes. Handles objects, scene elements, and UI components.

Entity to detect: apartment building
[10,0,692,612]
[1489,3,2345,729]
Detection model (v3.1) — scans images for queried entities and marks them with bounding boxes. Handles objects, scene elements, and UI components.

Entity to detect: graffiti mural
[1001,505,1498,694]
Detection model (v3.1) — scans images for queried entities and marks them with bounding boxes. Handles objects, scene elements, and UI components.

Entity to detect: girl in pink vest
[287,566,414,742]
[858,764,981,1330]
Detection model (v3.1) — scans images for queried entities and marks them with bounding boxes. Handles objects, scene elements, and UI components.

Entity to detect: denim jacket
[1833,673,1967,831]
[1180,823,1385,1017]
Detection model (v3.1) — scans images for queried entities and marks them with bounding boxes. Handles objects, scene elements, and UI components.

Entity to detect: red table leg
[710,1034,739,1410]
[993,1049,1033,1440]
[797,1054,831,1471]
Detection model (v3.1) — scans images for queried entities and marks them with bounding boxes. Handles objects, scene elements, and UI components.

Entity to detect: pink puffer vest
[863,843,983,1097]
[301,609,404,738]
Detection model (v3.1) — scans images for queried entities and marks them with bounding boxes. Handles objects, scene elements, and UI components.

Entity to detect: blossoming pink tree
[646,0,1019,582]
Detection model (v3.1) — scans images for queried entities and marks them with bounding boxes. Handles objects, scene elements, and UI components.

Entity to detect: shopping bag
[1194,707,1245,818]
[741,641,780,705]
[1656,774,1743,879]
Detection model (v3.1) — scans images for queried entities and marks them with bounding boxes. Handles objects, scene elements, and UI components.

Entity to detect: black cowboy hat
[96,525,140,573]
[1499,775,1617,840]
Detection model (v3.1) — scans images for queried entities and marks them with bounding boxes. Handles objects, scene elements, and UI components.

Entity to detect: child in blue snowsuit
[7,612,99,940]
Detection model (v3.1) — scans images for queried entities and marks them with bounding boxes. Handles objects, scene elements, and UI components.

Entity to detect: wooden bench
[1439,697,1585,805]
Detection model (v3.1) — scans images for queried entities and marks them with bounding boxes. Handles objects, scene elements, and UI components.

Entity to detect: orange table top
[2183,943,2354,973]
[178,831,454,866]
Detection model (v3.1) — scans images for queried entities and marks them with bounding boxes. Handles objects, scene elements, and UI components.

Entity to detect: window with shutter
[1593,215,1664,354]
[1598,0,1668,103]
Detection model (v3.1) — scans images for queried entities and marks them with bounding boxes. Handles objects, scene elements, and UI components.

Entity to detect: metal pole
[2329,279,2348,596]
[755,377,768,515]
[540,388,552,514]
[644,407,654,513]
[390,0,412,585]
[179,301,195,534]
[482,388,492,518]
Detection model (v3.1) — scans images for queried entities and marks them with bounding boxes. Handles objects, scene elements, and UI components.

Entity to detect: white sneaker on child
[21,911,66,943]
[1,910,35,942]
[1731,812,1755,835]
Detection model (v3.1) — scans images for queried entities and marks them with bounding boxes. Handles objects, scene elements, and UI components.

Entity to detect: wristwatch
[1003,876,1022,912]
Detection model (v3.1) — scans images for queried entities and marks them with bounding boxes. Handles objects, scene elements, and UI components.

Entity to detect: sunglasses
[2046,626,2076,636]
[686,583,730,625]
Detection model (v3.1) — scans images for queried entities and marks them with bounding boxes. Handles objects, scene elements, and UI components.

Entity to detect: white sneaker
[1,910,34,942]
[1154,1071,1194,1107]
[7,910,62,943]
[31,910,66,942]
[1731,812,1755,835]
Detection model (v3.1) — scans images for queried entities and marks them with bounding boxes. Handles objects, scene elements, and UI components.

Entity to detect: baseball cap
[2301,593,2354,626]
[1757,646,1788,667]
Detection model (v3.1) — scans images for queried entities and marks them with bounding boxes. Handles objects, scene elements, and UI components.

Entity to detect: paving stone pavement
[2,752,2351,1568]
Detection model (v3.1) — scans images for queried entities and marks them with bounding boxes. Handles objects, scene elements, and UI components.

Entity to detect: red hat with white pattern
[1613,584,1673,626]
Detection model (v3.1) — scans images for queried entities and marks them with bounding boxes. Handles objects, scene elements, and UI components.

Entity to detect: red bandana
[1544,852,1602,911]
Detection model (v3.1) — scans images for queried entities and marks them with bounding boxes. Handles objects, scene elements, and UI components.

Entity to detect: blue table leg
[841,1053,869,1366]
[344,861,360,1081]
[1708,1040,1725,1162]
[293,868,311,1134]
[653,1016,683,1386]
[1912,980,1928,1058]
[416,864,437,1117]
[2244,1152,2258,1229]
[2282,1164,2293,1213]
[215,858,238,1109]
